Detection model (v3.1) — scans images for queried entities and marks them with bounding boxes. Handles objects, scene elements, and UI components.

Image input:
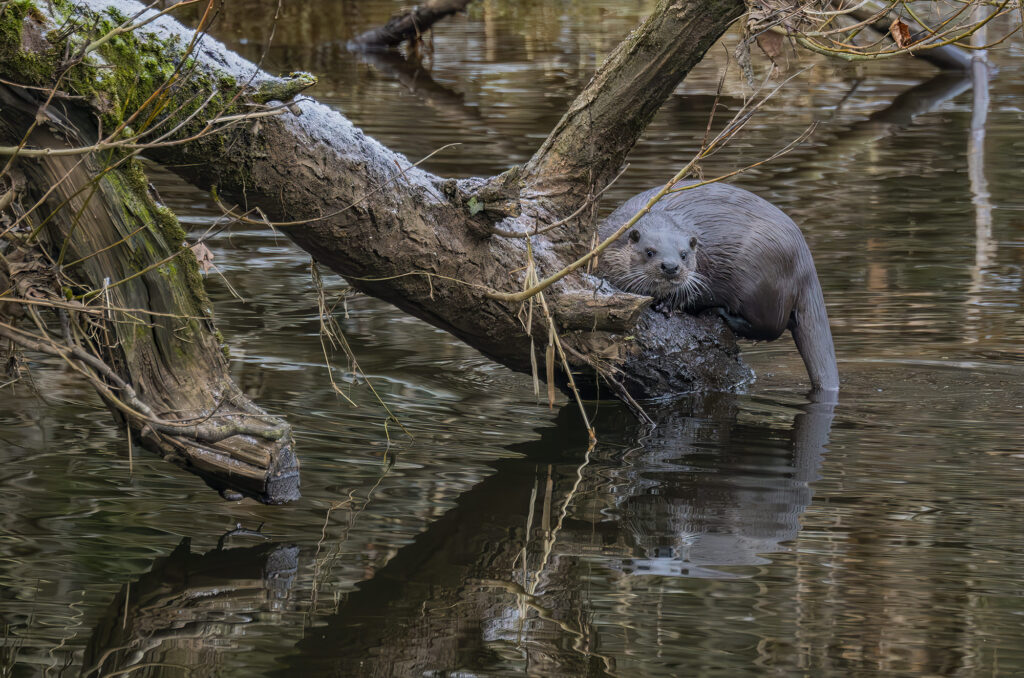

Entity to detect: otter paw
[652,301,674,318]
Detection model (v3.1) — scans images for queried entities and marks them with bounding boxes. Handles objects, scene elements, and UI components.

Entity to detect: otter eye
[645,249,656,259]
[680,251,688,260]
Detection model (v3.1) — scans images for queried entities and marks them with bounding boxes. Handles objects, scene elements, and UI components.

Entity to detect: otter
[598,181,839,392]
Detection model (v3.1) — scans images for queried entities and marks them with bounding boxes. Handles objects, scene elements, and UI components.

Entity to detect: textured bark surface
[0,90,299,502]
[3,0,753,435]
[148,0,751,396]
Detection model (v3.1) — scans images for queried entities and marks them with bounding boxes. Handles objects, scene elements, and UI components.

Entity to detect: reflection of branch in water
[865,73,971,127]
[797,71,972,184]
[309,464,393,616]
[281,397,834,676]
[839,71,974,318]
[356,50,528,162]
[510,439,605,670]
[280,408,603,676]
[216,522,270,550]
[475,577,619,677]
[82,539,299,678]
[525,440,594,595]
[964,12,995,342]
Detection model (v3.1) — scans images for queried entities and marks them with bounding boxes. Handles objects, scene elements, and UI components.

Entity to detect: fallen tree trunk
[2,0,752,442]
[0,18,300,502]
[0,120,300,501]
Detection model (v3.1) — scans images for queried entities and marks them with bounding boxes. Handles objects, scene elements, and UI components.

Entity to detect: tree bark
[523,0,748,209]
[0,82,299,502]
[2,0,753,439]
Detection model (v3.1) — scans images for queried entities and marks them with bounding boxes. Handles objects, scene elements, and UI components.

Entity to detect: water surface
[1,1,1023,676]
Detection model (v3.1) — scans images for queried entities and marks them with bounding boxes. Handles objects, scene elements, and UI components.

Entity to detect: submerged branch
[347,0,475,51]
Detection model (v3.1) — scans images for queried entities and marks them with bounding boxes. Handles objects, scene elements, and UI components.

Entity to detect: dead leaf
[756,30,784,61]
[890,19,913,48]
[190,241,215,274]
[6,247,54,301]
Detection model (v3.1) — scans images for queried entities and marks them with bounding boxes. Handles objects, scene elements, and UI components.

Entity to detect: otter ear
[628,230,640,244]
[689,236,698,249]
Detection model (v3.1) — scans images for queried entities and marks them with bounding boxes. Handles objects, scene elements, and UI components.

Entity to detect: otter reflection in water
[607,395,833,579]
[283,396,834,677]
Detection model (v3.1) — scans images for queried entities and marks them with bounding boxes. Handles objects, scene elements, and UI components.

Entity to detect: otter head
[611,217,700,304]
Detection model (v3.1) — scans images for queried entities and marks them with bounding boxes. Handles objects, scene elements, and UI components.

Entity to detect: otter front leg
[715,307,754,336]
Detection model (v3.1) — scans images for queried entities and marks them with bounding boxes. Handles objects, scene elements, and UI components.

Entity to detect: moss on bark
[0,0,58,83]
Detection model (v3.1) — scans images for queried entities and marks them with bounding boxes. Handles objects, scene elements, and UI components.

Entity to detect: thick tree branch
[522,0,747,211]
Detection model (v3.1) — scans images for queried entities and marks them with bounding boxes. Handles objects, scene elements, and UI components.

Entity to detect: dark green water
[2,1,1023,676]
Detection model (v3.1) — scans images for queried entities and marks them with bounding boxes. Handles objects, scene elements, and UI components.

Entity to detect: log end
[620,310,753,398]
[567,308,753,399]
[150,425,300,504]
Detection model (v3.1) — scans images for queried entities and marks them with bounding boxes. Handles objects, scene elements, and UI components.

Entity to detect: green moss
[122,158,149,195]
[253,71,317,103]
[78,14,180,129]
[154,206,186,244]
[96,163,211,313]
[3,0,255,143]
[17,5,236,143]
[214,329,230,361]
[217,73,237,91]
[0,1,57,84]
[103,6,129,24]
[180,249,208,310]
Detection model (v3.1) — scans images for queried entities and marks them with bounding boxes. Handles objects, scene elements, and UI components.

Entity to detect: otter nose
[661,261,679,276]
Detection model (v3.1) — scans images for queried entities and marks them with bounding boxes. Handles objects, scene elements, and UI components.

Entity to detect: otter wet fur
[598,181,840,392]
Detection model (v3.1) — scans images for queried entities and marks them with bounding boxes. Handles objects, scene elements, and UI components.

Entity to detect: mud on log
[0,85,299,501]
